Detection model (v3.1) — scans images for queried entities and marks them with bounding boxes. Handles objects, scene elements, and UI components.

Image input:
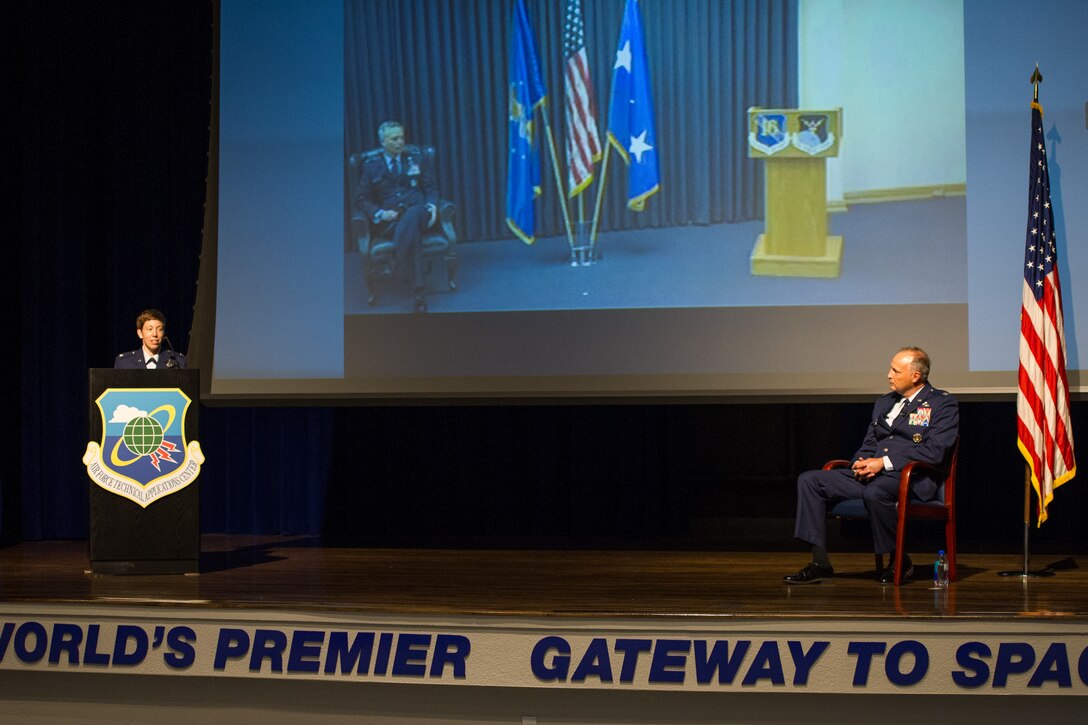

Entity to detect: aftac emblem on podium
[83,387,205,508]
[793,113,836,155]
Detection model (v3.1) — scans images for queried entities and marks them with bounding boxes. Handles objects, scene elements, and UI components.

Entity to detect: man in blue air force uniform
[356,120,440,313]
[784,346,958,585]
[115,308,186,369]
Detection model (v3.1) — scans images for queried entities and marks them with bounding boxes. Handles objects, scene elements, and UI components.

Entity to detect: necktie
[390,156,400,175]
[886,395,907,425]
[146,357,157,368]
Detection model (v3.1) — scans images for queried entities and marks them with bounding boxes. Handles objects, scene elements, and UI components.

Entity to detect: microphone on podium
[163,335,179,368]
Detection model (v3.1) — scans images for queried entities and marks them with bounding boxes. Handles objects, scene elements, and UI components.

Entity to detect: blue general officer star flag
[607,0,659,211]
[1017,99,1076,525]
[506,0,548,245]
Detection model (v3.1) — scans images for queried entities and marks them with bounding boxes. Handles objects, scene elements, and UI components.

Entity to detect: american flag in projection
[562,0,602,197]
[1017,100,1076,525]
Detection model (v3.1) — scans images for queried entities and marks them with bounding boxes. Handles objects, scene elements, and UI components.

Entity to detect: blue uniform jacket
[853,382,959,500]
[114,349,187,369]
[356,146,439,223]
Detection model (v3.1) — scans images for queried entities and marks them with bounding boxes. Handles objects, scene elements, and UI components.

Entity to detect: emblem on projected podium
[83,387,205,508]
[748,112,790,155]
[792,113,836,155]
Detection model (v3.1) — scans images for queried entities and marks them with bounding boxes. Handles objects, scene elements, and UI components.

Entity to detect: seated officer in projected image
[784,346,958,585]
[356,120,441,313]
[115,308,187,369]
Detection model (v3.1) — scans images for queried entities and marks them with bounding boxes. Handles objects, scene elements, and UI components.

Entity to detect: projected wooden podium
[84,368,203,574]
[747,107,843,277]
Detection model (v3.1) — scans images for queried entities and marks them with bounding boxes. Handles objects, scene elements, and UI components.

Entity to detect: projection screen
[203,0,1087,401]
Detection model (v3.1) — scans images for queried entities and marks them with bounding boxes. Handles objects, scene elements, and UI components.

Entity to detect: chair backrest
[939,435,959,508]
[914,435,959,509]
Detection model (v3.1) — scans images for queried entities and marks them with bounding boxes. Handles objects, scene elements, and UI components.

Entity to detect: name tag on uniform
[909,405,931,427]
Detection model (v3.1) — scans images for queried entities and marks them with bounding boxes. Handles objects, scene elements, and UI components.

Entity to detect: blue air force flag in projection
[83,388,204,508]
[607,0,659,211]
[506,0,548,244]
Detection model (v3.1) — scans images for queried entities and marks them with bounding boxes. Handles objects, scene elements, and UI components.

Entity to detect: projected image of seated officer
[357,120,441,313]
[115,308,187,369]
[783,347,958,585]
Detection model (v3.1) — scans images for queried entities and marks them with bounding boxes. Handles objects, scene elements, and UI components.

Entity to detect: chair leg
[363,266,376,302]
[363,269,378,306]
[447,254,458,290]
[894,507,908,586]
[363,253,397,306]
[946,517,957,583]
[362,250,386,306]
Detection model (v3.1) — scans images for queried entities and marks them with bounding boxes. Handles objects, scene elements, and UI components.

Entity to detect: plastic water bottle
[933,550,949,588]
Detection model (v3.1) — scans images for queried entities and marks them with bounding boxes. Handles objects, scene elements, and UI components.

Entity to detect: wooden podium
[747,107,843,277]
[86,368,201,574]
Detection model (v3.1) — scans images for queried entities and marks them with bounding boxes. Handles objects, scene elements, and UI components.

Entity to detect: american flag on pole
[1016,99,1077,525]
[562,0,602,197]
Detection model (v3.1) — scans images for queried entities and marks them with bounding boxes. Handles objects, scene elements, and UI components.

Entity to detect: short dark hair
[136,309,166,330]
[899,346,930,382]
[378,120,404,143]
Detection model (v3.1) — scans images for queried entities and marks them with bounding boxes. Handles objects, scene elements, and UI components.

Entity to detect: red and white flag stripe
[563,0,601,197]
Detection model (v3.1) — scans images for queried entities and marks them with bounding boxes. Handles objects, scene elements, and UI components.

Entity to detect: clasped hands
[376,203,438,227]
[851,457,885,482]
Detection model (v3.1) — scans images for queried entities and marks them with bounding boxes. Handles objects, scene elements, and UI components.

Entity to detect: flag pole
[1021,464,1032,571]
[540,112,575,251]
[998,464,1054,578]
[589,31,616,248]
[573,193,591,266]
[589,142,612,245]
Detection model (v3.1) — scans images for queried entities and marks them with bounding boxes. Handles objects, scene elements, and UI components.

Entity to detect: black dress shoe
[783,562,834,584]
[879,555,913,584]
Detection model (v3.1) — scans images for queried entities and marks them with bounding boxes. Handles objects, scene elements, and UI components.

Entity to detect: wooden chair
[826,436,959,585]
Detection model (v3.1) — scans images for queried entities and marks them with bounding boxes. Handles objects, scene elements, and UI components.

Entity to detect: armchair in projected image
[348,145,458,306]
[826,435,959,585]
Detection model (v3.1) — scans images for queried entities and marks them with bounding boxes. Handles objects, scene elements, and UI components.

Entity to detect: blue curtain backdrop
[346,0,799,242]
[15,2,212,540]
[10,1,1088,551]
[13,1,330,541]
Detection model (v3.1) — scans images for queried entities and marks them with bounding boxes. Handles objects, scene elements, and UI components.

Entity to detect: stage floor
[2,535,1086,621]
[3,536,1088,718]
